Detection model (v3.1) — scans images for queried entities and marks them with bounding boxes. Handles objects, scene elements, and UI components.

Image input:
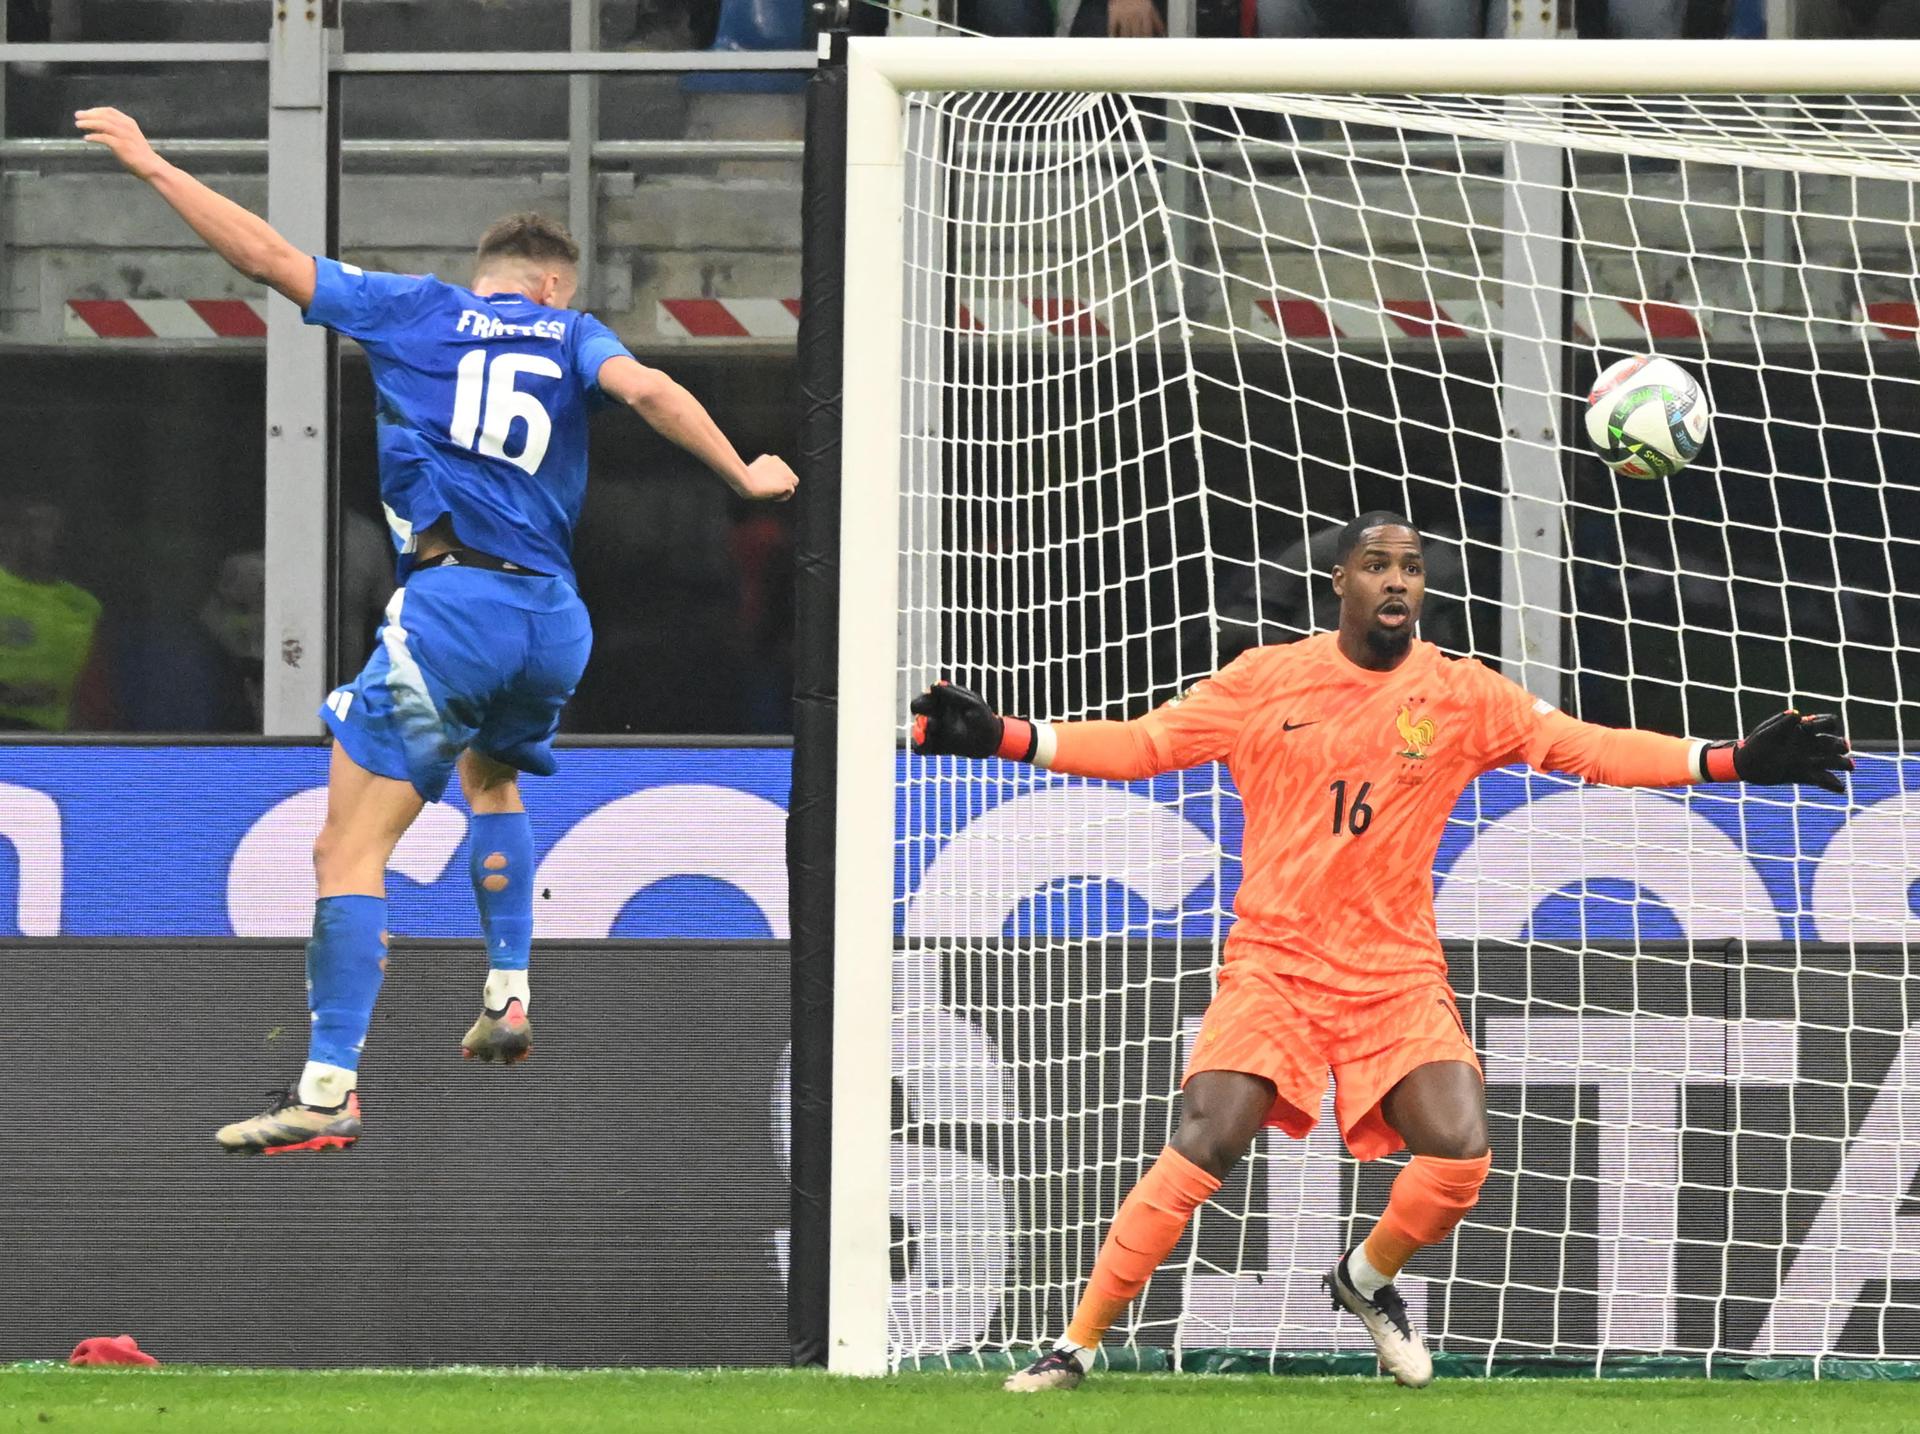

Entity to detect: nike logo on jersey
[1282,719,1319,731]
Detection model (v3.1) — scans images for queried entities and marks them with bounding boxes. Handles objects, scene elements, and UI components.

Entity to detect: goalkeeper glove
[1702,710,1852,794]
[909,681,1042,762]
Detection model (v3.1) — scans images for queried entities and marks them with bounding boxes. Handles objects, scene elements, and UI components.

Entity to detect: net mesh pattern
[887,85,1919,1370]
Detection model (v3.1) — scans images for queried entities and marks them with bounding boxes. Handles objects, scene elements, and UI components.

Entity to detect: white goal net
[849,42,1920,1375]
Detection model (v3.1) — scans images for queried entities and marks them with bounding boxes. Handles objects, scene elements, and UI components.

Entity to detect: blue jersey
[304,256,633,586]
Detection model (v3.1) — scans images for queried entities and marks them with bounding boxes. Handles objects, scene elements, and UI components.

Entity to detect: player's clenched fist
[74,107,168,182]
[741,454,798,502]
[910,681,1006,758]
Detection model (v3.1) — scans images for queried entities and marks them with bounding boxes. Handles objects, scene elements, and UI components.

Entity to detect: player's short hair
[475,212,580,270]
[1332,511,1422,569]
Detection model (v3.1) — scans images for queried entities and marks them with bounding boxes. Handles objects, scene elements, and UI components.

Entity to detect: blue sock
[470,811,535,977]
[304,894,389,1072]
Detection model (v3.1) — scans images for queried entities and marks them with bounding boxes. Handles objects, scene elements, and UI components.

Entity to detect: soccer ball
[1583,354,1711,479]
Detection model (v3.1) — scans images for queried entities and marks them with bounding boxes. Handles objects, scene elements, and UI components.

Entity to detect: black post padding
[787,24,849,1371]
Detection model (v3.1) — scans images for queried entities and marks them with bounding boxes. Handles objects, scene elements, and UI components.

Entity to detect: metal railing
[0,7,820,737]
[0,134,1510,167]
[0,41,268,61]
[0,44,814,68]
[0,138,806,165]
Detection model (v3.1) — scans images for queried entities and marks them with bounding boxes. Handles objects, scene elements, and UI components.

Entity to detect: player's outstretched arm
[75,107,315,309]
[1527,706,1852,794]
[909,680,1206,781]
[595,355,796,502]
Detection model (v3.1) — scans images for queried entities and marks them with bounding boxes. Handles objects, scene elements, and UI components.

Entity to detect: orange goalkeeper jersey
[1046,633,1704,993]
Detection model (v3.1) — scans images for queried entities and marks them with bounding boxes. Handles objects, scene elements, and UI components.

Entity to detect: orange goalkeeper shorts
[1182,958,1479,1162]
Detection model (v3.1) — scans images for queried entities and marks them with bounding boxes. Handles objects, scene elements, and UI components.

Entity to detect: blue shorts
[321,565,593,802]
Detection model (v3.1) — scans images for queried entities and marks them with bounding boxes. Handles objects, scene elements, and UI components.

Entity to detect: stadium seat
[683,0,808,94]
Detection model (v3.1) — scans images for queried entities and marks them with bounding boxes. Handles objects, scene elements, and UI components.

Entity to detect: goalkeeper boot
[1325,1248,1432,1387]
[1004,1344,1089,1393]
[215,1086,362,1155]
[461,997,532,1064]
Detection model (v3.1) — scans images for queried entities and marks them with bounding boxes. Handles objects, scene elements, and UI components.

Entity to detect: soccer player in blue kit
[78,107,799,1153]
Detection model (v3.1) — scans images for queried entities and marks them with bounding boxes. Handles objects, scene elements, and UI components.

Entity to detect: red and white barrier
[1863,301,1920,341]
[59,292,1918,347]
[657,296,1117,340]
[65,299,268,340]
[655,298,803,339]
[1250,295,1705,344]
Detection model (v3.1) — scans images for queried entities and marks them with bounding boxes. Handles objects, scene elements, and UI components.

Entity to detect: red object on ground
[69,1335,159,1367]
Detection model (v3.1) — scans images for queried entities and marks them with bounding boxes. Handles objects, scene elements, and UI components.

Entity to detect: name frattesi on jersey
[457,309,567,341]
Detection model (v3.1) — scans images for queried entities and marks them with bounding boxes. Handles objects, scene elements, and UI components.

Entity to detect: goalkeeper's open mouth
[1376,599,1413,627]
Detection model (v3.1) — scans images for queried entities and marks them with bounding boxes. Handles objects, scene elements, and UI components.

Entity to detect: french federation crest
[1396,702,1436,760]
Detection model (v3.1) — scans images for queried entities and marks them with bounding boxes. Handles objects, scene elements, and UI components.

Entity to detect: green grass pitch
[5,1369,1918,1433]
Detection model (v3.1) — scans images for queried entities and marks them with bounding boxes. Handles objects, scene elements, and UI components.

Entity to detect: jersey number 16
[1329,779,1374,836]
[451,350,562,476]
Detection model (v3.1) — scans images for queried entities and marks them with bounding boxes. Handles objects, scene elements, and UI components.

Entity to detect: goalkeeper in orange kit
[911,512,1851,1390]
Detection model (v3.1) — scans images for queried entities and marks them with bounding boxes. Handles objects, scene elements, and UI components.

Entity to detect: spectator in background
[1067,0,1170,34]
[110,542,262,734]
[6,0,78,41]
[5,0,49,40]
[962,0,1723,37]
[336,507,396,674]
[1058,0,1246,35]
[1793,0,1920,35]
[199,549,266,729]
[566,468,751,733]
[1255,0,1688,34]
[958,0,1057,34]
[0,500,111,732]
[686,0,725,45]
[730,509,796,730]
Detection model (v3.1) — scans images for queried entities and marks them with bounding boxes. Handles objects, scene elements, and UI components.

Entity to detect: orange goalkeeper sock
[1354,1151,1491,1293]
[1063,1146,1221,1351]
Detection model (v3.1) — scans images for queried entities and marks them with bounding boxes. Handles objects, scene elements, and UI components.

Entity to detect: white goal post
[831,38,1920,1377]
